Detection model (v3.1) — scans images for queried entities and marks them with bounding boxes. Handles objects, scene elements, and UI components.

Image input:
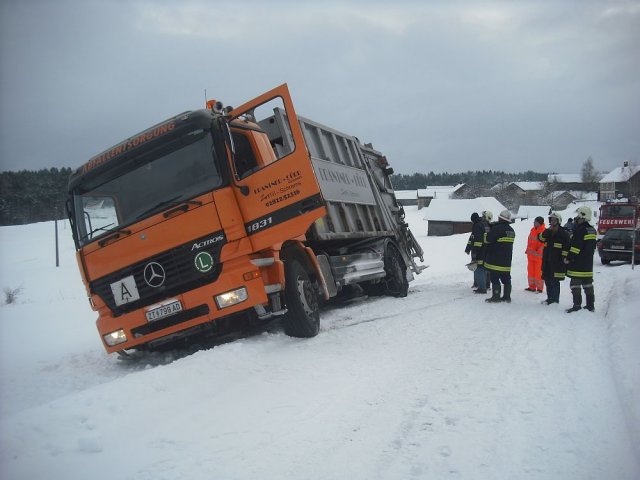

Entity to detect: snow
[422,197,506,222]
[1,207,639,480]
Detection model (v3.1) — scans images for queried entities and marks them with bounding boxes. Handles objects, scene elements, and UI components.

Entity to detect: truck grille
[90,231,226,316]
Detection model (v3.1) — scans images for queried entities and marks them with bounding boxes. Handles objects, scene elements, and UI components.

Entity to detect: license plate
[145,300,183,322]
[610,245,625,249]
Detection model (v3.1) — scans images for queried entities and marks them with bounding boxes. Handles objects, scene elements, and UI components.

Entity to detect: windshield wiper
[80,223,115,242]
[135,196,183,220]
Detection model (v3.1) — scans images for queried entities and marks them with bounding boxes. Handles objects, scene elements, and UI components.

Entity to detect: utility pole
[55,206,60,267]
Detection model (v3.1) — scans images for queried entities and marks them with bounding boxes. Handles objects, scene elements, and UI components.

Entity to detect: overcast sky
[1,0,639,176]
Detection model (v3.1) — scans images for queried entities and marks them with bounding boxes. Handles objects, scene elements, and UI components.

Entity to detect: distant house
[541,190,596,210]
[547,173,587,191]
[394,190,418,206]
[416,184,466,209]
[450,183,475,199]
[515,205,552,221]
[491,181,544,209]
[422,197,506,236]
[546,191,577,210]
[599,162,640,200]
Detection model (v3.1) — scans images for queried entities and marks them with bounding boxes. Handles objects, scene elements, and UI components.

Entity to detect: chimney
[623,161,629,167]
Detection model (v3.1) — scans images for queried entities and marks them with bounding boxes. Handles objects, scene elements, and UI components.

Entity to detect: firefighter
[538,212,570,305]
[525,216,546,292]
[473,210,493,294]
[484,210,515,303]
[564,206,597,312]
[465,212,481,288]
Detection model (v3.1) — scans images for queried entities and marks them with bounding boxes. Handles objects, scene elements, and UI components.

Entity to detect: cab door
[228,84,326,251]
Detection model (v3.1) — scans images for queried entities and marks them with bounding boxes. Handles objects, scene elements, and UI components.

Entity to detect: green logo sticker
[194,251,214,273]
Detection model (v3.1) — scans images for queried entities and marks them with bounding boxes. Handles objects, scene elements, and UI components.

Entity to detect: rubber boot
[566,287,582,313]
[585,287,595,312]
[501,284,512,303]
[485,284,502,303]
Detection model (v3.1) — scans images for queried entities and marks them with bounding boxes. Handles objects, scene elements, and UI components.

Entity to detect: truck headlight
[215,287,248,309]
[103,329,127,346]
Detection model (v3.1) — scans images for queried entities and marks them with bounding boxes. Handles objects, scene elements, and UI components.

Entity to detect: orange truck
[67,84,424,356]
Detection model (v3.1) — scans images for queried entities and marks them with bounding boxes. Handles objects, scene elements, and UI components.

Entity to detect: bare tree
[581,156,600,191]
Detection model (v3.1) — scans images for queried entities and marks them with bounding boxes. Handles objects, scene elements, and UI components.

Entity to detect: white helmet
[575,206,592,222]
[498,210,512,222]
[549,211,562,224]
[482,210,493,222]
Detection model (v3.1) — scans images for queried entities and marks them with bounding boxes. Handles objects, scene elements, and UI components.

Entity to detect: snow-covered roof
[600,165,640,183]
[548,173,582,183]
[511,181,545,191]
[417,185,464,199]
[394,190,418,200]
[515,205,552,220]
[422,197,506,222]
[565,191,598,201]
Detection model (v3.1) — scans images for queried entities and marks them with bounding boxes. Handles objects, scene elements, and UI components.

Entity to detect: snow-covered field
[1,205,638,480]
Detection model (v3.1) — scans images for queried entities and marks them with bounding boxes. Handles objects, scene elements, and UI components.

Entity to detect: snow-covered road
[1,206,638,479]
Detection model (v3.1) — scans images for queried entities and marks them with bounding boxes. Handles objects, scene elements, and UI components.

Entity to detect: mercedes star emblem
[143,262,166,288]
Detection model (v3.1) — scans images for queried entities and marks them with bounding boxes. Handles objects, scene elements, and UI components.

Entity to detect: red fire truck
[597,198,640,238]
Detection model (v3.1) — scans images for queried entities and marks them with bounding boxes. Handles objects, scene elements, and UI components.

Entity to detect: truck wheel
[282,252,320,338]
[601,258,610,265]
[384,243,409,298]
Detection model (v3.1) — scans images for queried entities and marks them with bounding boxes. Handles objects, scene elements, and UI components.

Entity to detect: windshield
[605,229,633,241]
[72,129,223,246]
[601,205,636,218]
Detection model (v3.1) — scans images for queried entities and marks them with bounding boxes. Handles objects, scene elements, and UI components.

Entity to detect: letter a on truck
[67,84,424,356]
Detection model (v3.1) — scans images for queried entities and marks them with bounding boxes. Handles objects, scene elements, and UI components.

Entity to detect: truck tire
[384,243,409,298]
[282,251,320,338]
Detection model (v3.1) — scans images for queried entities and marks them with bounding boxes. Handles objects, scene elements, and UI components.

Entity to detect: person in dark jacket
[564,206,597,312]
[538,212,571,305]
[465,212,481,288]
[467,211,492,293]
[484,210,515,303]
[563,217,576,237]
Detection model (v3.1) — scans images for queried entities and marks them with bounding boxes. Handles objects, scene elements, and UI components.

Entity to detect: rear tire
[601,258,610,265]
[383,243,409,297]
[282,251,320,338]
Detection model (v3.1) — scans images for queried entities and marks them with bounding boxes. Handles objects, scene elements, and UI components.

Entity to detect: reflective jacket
[566,221,597,279]
[526,224,546,260]
[484,220,515,273]
[466,218,481,256]
[538,226,570,280]
[469,219,487,264]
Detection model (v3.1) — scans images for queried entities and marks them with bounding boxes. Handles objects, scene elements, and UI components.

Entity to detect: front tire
[282,251,320,338]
